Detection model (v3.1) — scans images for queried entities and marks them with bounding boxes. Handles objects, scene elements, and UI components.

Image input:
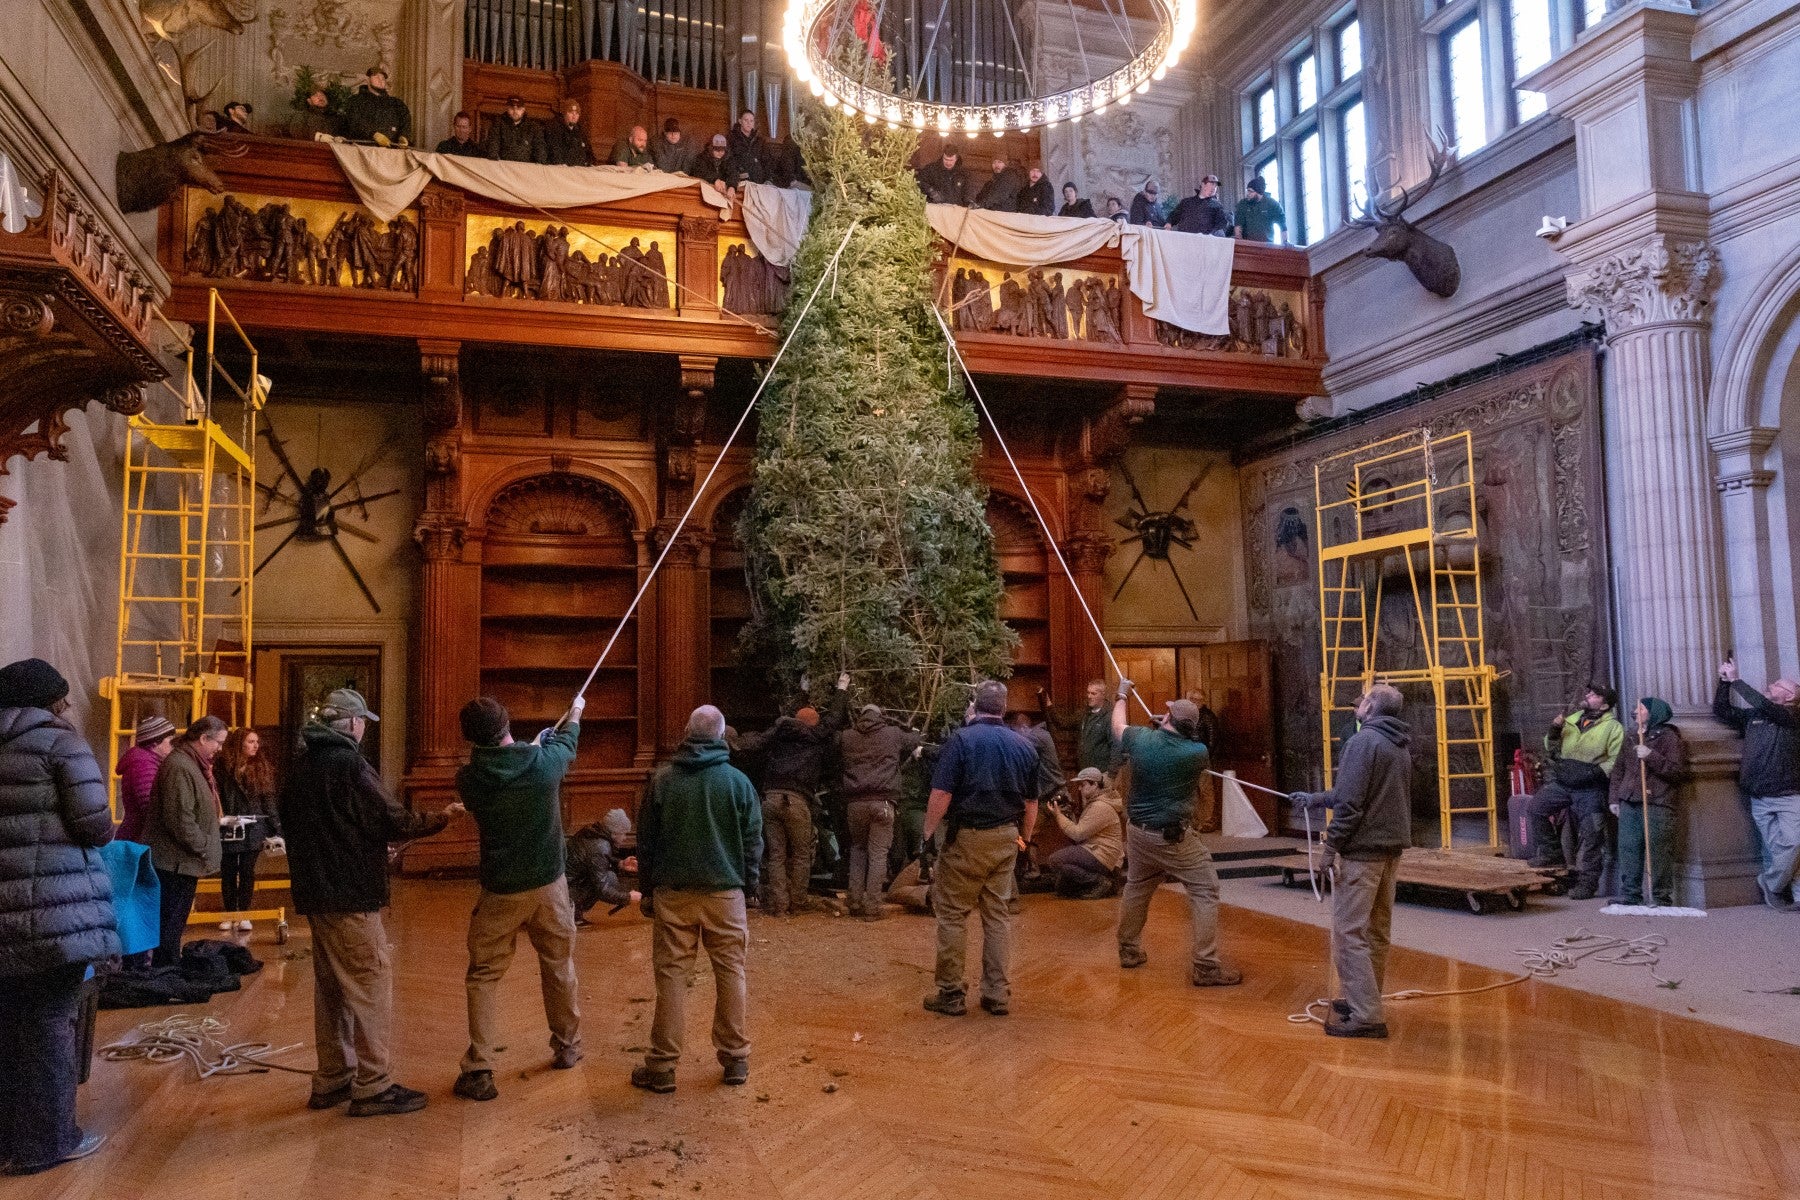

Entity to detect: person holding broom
[1607,698,1687,907]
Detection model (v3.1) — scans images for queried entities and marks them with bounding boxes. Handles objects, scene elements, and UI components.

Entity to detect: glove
[1609,803,1621,816]
[264,836,285,855]
[1316,844,1339,875]
[1115,678,1134,702]
[571,695,586,719]
[1635,744,1651,759]
[836,672,850,691]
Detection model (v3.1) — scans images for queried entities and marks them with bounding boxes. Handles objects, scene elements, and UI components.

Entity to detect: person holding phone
[1715,658,1800,910]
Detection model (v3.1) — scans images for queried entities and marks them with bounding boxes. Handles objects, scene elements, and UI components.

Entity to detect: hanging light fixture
[783,0,1196,134]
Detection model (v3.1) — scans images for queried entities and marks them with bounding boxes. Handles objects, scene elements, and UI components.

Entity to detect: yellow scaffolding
[101,290,266,814]
[1314,429,1498,848]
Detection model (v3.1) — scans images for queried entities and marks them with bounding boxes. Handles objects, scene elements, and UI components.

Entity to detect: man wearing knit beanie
[0,658,70,711]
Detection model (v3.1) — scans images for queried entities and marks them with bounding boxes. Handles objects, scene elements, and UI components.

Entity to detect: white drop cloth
[738,183,813,267]
[1118,225,1236,335]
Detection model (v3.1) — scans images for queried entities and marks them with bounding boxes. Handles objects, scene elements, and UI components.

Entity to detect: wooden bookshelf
[708,489,776,730]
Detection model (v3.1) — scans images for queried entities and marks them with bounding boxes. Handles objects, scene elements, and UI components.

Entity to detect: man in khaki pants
[631,705,763,1093]
[922,680,1040,1017]
[452,696,585,1102]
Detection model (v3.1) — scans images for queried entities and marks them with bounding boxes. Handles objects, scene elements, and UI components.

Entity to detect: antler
[1349,131,1458,226]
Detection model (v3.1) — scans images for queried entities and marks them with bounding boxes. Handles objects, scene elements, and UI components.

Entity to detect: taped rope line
[573,219,862,703]
[99,1014,311,1080]
[1286,929,1679,1024]
[928,303,1155,721]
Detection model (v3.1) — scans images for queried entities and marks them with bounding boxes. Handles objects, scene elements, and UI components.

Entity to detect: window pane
[1342,99,1368,213]
[1582,0,1608,30]
[1338,19,1362,80]
[1257,156,1283,244]
[1295,54,1318,112]
[1511,0,1552,78]
[1299,128,1324,244]
[1516,89,1547,121]
[1446,18,1487,154]
[1255,86,1276,144]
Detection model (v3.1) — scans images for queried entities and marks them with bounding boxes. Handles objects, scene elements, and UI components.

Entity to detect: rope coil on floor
[99,1014,311,1080]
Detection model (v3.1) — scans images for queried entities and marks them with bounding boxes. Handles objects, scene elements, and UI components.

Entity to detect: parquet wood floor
[14,880,1800,1200]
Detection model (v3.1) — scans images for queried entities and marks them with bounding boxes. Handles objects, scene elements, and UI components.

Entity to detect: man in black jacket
[434,111,482,156]
[484,96,546,163]
[1058,182,1095,218]
[731,676,848,915]
[280,689,458,1117]
[1018,164,1055,216]
[1715,659,1800,910]
[543,98,593,167]
[836,706,924,919]
[341,67,411,145]
[692,133,732,185]
[1169,175,1232,235]
[975,157,1024,211]
[1292,684,1411,1039]
[1129,179,1166,227]
[724,110,767,183]
[915,143,972,206]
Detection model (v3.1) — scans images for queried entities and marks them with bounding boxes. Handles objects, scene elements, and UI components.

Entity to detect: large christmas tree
[742,106,1013,729]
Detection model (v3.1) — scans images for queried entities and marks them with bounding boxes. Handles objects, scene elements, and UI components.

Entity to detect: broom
[1601,709,1706,917]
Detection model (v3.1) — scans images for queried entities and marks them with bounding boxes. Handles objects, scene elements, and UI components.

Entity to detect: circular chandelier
[782,0,1197,135]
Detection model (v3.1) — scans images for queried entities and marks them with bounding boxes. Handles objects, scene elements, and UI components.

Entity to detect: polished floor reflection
[31,879,1800,1200]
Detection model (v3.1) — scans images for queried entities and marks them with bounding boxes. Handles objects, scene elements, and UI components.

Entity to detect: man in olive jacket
[452,696,584,1102]
[143,716,227,967]
[631,705,762,1094]
[280,689,458,1118]
[1292,684,1411,1039]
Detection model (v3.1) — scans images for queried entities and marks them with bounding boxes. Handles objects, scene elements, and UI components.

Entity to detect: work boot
[347,1084,428,1117]
[979,996,1009,1017]
[1567,879,1598,901]
[1330,999,1352,1020]
[551,1045,583,1070]
[721,1058,749,1086]
[1325,1011,1389,1039]
[923,989,967,1016]
[630,1065,677,1093]
[1191,964,1244,988]
[1118,945,1148,969]
[308,1083,352,1110]
[453,1070,498,1101]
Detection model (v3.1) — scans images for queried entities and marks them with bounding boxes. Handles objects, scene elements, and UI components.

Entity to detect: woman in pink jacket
[113,715,176,842]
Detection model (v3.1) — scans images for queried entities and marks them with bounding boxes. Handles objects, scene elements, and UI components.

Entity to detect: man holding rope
[1290,684,1411,1039]
[1112,682,1243,988]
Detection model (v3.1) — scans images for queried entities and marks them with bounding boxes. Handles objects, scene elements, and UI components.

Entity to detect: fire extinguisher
[1510,749,1537,849]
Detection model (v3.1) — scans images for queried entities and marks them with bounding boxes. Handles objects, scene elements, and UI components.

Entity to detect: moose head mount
[1350,139,1462,299]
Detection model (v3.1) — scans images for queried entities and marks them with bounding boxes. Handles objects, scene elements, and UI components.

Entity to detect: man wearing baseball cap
[280,689,461,1117]
[1044,767,1125,898]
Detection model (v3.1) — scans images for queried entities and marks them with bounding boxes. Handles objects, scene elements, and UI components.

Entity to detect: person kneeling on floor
[1045,768,1125,898]
[452,695,585,1103]
[567,808,639,923]
[631,705,762,1094]
[1290,684,1411,1040]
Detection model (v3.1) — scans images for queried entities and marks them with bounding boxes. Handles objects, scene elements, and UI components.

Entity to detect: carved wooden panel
[485,473,634,539]
[1238,340,1609,800]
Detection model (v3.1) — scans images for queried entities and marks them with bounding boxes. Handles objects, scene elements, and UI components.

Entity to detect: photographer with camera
[1111,682,1242,987]
[1044,768,1125,898]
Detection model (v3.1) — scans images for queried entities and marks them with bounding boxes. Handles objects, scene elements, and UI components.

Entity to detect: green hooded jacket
[455,724,579,895]
[1545,708,1623,775]
[638,737,763,895]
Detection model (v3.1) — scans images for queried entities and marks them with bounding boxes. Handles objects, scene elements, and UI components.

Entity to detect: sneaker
[307,1084,352,1110]
[1118,946,1148,969]
[630,1065,676,1094]
[3,1131,107,1176]
[1191,964,1244,988]
[1325,1015,1389,1039]
[236,919,253,932]
[551,1045,583,1070]
[453,1071,498,1102]
[721,1058,749,1086]
[218,920,234,931]
[979,996,1009,1017]
[922,990,967,1016]
[346,1084,428,1117]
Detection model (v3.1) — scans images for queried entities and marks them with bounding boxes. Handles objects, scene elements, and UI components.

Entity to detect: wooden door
[1112,647,1178,719]
[1179,640,1277,827]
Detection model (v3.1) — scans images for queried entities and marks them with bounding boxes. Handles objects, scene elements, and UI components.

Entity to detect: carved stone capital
[413,517,467,560]
[1567,235,1719,331]
[678,354,717,398]
[1063,532,1114,575]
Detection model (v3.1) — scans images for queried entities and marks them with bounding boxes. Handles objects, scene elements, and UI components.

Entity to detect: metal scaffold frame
[1314,428,1499,848]
[101,289,266,816]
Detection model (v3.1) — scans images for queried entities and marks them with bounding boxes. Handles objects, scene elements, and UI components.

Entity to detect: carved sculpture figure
[1046,273,1068,339]
[641,241,669,308]
[1087,279,1122,344]
[995,272,1024,335]
[385,215,417,291]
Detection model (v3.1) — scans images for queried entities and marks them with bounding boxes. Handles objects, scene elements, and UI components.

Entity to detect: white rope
[99,1014,310,1079]
[928,303,1155,720]
[573,219,862,703]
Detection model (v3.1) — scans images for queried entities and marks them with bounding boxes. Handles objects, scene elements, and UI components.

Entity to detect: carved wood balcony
[156,137,1323,401]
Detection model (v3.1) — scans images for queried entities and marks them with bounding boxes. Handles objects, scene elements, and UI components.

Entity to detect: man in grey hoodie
[1292,684,1411,1039]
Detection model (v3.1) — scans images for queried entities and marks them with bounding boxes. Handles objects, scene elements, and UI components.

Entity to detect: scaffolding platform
[1314,429,1499,849]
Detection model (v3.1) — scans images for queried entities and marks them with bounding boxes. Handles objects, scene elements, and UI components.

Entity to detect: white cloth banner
[329,143,730,223]
[0,151,42,234]
[924,204,1121,267]
[1118,225,1236,335]
[1219,771,1270,839]
[739,182,813,268]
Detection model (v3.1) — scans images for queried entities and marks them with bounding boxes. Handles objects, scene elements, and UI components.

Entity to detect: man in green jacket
[1527,683,1624,899]
[631,705,763,1094]
[1041,680,1116,775]
[452,695,584,1103]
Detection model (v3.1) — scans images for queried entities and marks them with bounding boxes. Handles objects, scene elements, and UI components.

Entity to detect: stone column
[410,517,475,775]
[1566,236,1725,710]
[1709,428,1782,683]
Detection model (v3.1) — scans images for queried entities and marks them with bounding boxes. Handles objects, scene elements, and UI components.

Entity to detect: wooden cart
[1277,847,1561,914]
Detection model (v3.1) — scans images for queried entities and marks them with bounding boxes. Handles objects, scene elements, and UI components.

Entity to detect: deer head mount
[1350,139,1462,299]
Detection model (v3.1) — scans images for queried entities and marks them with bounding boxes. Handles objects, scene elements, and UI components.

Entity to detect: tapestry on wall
[1239,339,1609,809]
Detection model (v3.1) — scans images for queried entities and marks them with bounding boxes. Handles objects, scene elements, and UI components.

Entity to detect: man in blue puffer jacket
[0,658,119,1176]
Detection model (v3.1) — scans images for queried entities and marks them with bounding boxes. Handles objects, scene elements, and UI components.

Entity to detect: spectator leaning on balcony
[653,118,698,174]
[434,111,481,156]
[342,67,411,146]
[1234,175,1287,243]
[543,99,593,167]
[692,133,731,185]
[485,96,546,164]
[290,86,340,140]
[1018,164,1055,216]
[610,124,655,169]
[1058,182,1095,219]
[724,110,768,183]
